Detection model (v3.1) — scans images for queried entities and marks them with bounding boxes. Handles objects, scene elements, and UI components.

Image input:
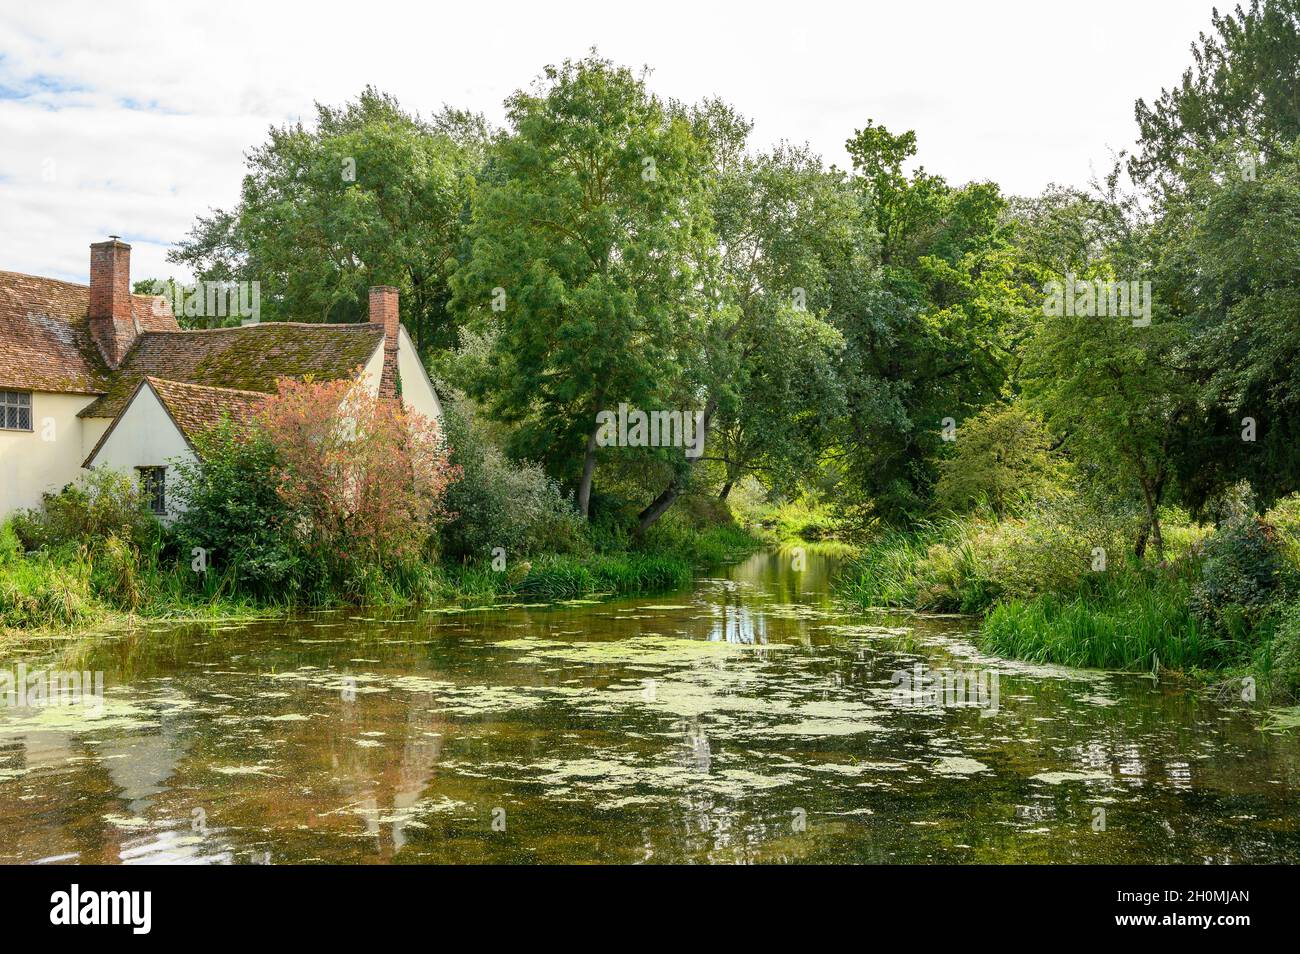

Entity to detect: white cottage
[0,238,441,519]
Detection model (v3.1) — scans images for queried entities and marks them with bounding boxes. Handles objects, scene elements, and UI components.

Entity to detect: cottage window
[0,390,32,430]
[137,466,167,515]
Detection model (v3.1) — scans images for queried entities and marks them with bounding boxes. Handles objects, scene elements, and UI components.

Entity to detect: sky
[0,0,1215,285]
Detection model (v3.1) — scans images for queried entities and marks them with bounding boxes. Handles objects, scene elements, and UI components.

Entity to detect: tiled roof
[83,377,269,467]
[78,322,384,419]
[147,377,268,443]
[0,270,177,394]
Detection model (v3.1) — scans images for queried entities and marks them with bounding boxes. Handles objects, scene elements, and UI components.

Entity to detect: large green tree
[1131,0,1300,190]
[830,122,1038,522]
[451,55,714,519]
[171,88,484,354]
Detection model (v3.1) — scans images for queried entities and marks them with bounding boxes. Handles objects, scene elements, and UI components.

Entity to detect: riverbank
[1,518,762,644]
[831,503,1300,699]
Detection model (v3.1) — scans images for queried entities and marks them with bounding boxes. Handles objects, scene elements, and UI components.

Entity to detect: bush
[259,375,459,584]
[1189,517,1293,635]
[839,500,1137,613]
[171,418,306,598]
[11,468,160,553]
[440,403,587,561]
[934,403,1071,518]
[1268,604,1300,702]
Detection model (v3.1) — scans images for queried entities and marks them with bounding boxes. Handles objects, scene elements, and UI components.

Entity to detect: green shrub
[171,418,308,599]
[934,403,1071,518]
[638,508,761,566]
[440,404,588,561]
[1189,517,1293,634]
[12,468,160,553]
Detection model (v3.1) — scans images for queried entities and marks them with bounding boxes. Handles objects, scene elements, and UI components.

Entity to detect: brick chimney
[368,286,400,399]
[89,237,140,369]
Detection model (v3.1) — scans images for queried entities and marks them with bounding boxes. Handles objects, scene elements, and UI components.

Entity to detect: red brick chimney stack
[368,286,400,399]
[89,237,137,368]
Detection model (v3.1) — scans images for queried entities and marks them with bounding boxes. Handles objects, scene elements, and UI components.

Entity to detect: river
[2,546,1298,863]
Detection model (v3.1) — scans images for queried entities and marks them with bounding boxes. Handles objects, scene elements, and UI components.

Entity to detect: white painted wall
[85,384,194,520]
[0,391,98,517]
[397,326,443,421]
[359,341,384,396]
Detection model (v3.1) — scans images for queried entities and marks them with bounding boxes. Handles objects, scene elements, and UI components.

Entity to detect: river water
[2,547,1298,863]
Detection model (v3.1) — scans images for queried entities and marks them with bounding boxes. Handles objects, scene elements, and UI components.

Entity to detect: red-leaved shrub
[258,374,459,570]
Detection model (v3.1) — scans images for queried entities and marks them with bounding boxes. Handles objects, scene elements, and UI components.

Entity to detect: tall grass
[836,519,986,610]
[980,568,1228,671]
[437,552,693,603]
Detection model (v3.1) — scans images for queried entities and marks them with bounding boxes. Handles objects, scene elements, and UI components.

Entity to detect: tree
[830,121,1038,522]
[1019,173,1197,564]
[700,144,855,503]
[171,87,484,355]
[1156,142,1300,513]
[451,54,714,519]
[1131,0,1300,190]
[934,403,1070,517]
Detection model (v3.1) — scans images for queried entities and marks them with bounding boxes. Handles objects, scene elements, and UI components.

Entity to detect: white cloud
[0,0,1213,284]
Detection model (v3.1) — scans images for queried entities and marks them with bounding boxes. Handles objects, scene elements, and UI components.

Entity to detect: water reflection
[1,545,1298,864]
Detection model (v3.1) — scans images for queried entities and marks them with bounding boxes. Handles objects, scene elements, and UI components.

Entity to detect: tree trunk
[718,479,734,501]
[636,399,717,536]
[1137,476,1166,562]
[576,423,600,519]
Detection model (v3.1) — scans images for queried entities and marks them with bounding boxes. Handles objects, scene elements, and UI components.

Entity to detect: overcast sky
[1,0,1214,284]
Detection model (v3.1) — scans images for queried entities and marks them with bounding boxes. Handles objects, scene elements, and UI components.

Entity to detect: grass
[1,511,759,640]
[979,569,1226,671]
[832,507,1259,674]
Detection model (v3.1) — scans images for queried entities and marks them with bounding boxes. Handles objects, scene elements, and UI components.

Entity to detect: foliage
[1131,0,1300,189]
[169,87,483,354]
[838,500,1140,614]
[934,403,1070,517]
[451,54,714,518]
[1188,516,1294,634]
[171,416,304,598]
[704,143,855,502]
[509,553,691,600]
[10,469,160,554]
[0,549,93,629]
[439,401,587,561]
[1266,602,1300,701]
[979,567,1220,672]
[257,376,459,584]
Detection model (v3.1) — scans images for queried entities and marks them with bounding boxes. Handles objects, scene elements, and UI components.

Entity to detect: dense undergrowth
[1,429,761,640]
[833,496,1300,697]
